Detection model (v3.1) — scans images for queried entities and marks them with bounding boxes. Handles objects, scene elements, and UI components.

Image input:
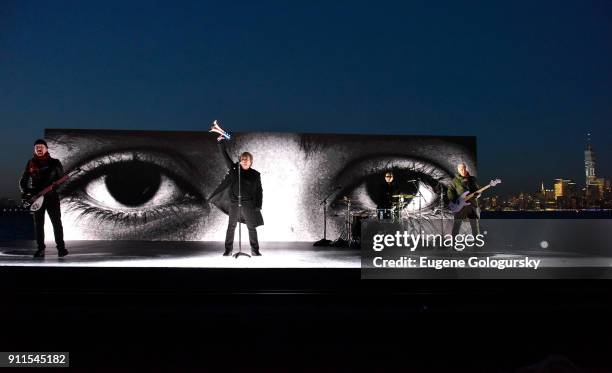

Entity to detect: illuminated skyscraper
[554,179,571,199]
[585,133,597,187]
[584,133,605,202]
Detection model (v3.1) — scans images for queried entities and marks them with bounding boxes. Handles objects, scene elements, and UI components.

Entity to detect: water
[482,210,612,219]
[0,212,34,240]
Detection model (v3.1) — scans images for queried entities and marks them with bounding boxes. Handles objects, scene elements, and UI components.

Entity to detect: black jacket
[378,181,400,209]
[208,141,264,227]
[19,155,64,196]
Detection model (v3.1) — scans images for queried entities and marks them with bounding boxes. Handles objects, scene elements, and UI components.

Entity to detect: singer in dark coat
[208,139,263,256]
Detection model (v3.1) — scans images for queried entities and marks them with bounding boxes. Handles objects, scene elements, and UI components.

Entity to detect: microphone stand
[408,179,424,235]
[438,183,445,236]
[346,197,354,247]
[313,187,341,246]
[234,160,250,258]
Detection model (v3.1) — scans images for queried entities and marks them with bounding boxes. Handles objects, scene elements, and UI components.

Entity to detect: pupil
[104,162,161,206]
[366,171,420,207]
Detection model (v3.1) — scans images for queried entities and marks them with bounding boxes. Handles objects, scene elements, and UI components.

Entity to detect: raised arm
[217,140,234,170]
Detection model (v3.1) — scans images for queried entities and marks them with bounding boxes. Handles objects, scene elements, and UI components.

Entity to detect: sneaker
[251,249,262,256]
[58,249,69,258]
[33,250,45,258]
[223,249,233,256]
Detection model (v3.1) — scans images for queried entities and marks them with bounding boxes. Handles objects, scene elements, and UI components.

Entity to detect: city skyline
[481,136,611,210]
[528,135,609,194]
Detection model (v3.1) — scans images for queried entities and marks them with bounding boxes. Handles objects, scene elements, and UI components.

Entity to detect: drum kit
[336,194,418,245]
[377,194,415,220]
[314,180,449,248]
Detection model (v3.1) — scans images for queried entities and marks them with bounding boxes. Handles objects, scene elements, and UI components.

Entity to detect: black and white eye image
[60,150,206,240]
[45,129,476,242]
[329,156,453,216]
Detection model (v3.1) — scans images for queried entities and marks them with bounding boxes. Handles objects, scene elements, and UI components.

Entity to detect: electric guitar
[449,178,501,213]
[22,168,83,212]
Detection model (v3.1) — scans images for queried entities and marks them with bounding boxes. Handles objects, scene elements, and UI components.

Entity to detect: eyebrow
[60,144,202,176]
[298,134,333,158]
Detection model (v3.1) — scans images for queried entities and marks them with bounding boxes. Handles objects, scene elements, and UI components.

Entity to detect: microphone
[405,179,419,183]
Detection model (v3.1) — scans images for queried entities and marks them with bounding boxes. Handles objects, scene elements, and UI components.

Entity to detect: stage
[0,241,360,268]
[1,240,611,271]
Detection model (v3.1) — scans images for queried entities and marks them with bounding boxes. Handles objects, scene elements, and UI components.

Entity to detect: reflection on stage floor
[0,240,360,268]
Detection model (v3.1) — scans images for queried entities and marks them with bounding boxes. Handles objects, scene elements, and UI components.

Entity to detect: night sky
[2,0,611,198]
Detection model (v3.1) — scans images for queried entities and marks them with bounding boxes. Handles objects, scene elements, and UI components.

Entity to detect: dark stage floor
[2,240,612,369]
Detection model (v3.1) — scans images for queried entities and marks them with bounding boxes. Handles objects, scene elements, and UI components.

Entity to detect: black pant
[33,193,65,251]
[451,206,480,236]
[225,204,259,252]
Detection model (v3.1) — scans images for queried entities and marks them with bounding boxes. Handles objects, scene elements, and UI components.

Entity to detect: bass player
[447,162,481,237]
[19,139,68,258]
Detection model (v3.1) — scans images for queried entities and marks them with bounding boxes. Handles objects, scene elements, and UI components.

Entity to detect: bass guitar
[22,168,83,212]
[449,178,501,213]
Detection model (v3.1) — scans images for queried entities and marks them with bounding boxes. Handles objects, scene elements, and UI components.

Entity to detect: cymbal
[337,196,362,204]
[392,194,414,198]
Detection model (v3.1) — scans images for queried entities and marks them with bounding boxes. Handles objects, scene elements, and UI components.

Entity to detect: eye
[330,156,453,216]
[84,161,183,210]
[60,150,206,239]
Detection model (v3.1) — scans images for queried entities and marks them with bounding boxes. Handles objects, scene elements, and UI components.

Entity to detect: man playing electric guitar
[447,162,482,237]
[447,163,502,239]
[19,139,68,258]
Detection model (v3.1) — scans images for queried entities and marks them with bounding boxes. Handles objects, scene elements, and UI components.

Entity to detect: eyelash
[362,160,449,184]
[62,151,195,189]
[64,196,198,226]
[334,157,451,190]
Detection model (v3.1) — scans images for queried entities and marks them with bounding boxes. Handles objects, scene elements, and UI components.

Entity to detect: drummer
[378,171,399,211]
